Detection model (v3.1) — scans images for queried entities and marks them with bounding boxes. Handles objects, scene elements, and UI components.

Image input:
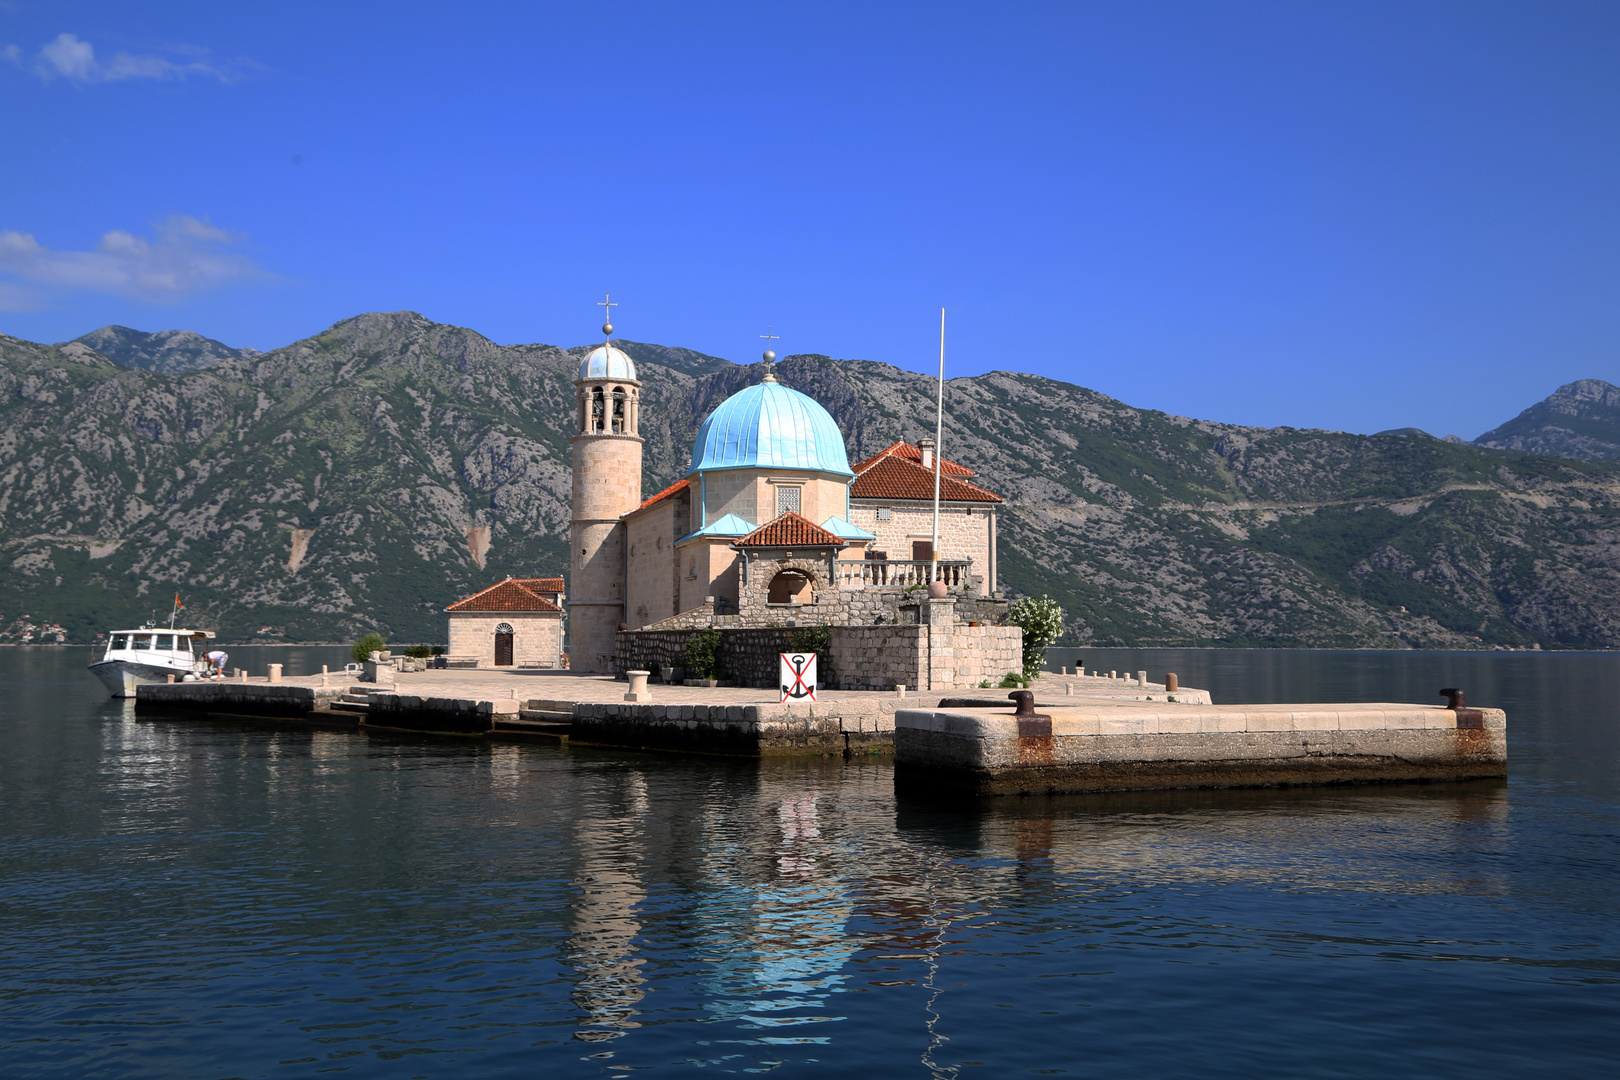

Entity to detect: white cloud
[26,32,235,83]
[0,280,40,313]
[0,217,264,302]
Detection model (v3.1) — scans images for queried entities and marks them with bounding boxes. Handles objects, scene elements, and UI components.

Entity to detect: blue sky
[2,1,1617,438]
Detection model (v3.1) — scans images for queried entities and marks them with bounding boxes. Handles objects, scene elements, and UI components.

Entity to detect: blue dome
[690,378,853,476]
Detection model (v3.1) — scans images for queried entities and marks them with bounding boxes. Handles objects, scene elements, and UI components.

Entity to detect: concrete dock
[134,667,1505,794]
[894,694,1507,795]
[132,666,1196,756]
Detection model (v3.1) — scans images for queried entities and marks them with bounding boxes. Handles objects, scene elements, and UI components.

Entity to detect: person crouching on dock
[204,650,229,680]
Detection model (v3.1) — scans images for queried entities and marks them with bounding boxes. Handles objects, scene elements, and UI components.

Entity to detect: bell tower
[569,295,643,673]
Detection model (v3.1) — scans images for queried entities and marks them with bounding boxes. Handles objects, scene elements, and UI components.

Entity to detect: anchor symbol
[781,653,816,701]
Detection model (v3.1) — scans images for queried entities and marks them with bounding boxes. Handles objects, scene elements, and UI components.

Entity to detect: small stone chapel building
[444,577,565,667]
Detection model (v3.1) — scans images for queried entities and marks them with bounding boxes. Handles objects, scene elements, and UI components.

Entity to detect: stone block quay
[894,694,1507,796]
[133,666,1197,756]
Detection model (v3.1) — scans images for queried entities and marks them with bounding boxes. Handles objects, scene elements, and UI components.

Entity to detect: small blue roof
[689,378,853,477]
[820,515,876,541]
[676,513,756,545]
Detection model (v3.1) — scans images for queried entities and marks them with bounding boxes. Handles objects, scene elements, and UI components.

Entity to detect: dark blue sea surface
[2,645,1618,1077]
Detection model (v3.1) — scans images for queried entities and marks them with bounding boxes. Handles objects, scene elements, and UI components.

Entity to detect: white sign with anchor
[779,652,818,703]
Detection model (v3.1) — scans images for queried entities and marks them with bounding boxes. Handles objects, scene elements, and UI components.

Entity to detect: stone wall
[616,607,1023,691]
[615,626,831,688]
[625,497,681,629]
[827,625,923,689]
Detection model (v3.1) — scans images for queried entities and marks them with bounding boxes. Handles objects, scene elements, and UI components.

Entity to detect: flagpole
[929,308,945,589]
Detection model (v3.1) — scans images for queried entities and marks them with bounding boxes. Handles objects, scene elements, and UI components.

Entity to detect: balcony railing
[835,558,974,591]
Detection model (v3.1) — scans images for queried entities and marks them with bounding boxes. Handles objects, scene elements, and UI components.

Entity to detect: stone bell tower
[569,297,643,673]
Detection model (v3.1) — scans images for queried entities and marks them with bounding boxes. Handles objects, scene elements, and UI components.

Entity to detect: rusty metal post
[1165,672,1179,692]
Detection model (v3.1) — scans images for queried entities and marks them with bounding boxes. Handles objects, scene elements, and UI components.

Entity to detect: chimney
[918,436,935,470]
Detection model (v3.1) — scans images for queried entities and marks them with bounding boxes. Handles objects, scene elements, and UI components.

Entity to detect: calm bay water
[2,646,1618,1077]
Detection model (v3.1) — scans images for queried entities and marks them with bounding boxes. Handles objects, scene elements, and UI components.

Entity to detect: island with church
[135,309,1508,796]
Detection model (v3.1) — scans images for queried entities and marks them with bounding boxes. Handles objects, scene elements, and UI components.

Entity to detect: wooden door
[912,540,933,561]
[494,627,514,666]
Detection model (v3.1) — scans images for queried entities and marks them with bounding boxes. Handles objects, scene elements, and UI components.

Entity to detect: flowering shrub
[1007,595,1064,678]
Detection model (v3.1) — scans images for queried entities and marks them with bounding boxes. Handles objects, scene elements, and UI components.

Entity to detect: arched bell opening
[590,387,606,433]
[611,386,627,434]
[767,570,814,605]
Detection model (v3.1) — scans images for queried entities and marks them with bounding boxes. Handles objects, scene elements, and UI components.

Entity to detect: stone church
[565,331,1007,676]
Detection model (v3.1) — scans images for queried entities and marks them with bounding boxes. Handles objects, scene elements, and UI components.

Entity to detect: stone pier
[894,697,1507,796]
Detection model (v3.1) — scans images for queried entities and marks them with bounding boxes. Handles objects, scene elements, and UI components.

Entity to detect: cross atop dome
[760,326,779,381]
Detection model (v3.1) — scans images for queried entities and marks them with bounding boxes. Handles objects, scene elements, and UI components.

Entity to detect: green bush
[430,646,446,656]
[998,671,1029,689]
[786,625,831,655]
[1007,594,1064,678]
[683,628,724,680]
[403,644,432,659]
[352,632,387,664]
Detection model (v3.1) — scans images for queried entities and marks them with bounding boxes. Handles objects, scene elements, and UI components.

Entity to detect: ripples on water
[2,647,1618,1077]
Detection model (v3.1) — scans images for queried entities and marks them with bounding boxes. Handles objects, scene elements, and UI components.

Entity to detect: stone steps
[493,713,572,744]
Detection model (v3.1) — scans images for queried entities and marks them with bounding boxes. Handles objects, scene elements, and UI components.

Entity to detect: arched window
[611,386,626,434]
[768,570,814,605]
[591,387,606,432]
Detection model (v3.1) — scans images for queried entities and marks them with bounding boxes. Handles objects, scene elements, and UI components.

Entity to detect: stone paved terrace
[224,665,1206,707]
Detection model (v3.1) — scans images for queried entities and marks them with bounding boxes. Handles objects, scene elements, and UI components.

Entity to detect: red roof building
[734,512,848,548]
[444,577,564,668]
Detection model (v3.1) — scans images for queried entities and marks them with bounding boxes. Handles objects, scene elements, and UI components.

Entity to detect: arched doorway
[494,622,514,666]
[767,571,814,605]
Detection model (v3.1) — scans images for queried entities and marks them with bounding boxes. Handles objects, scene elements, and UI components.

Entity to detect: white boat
[89,627,214,698]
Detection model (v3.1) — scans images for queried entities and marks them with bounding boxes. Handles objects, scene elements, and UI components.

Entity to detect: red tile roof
[515,577,564,595]
[637,476,690,511]
[852,440,975,477]
[849,455,1003,503]
[734,512,846,548]
[446,577,564,613]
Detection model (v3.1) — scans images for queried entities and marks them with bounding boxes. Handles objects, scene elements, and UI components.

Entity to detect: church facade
[565,337,1005,674]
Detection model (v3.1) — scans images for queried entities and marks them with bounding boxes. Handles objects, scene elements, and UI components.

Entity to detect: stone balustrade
[835,558,973,591]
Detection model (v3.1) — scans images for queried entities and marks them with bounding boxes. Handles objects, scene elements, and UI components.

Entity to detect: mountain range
[4,311,1620,649]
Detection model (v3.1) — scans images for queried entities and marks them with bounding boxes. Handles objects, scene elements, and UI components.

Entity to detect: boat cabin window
[132,635,154,650]
[110,634,129,650]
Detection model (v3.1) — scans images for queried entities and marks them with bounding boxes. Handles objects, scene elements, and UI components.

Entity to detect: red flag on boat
[175,593,183,610]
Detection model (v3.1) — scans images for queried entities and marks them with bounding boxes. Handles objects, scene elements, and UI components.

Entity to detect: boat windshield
[132,635,154,651]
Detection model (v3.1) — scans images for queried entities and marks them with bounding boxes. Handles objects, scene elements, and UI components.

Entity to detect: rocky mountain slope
[6,311,1620,648]
[63,325,261,374]
[1474,379,1620,462]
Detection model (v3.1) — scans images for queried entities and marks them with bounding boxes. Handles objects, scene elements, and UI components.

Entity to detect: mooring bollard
[166,673,174,683]
[624,669,651,703]
[1077,665,1085,677]
[267,663,283,684]
[238,669,247,683]
[1065,682,1074,695]
[895,683,907,699]
[322,664,329,675]
[1110,670,1117,680]
[1137,670,1147,687]
[1166,672,1179,692]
